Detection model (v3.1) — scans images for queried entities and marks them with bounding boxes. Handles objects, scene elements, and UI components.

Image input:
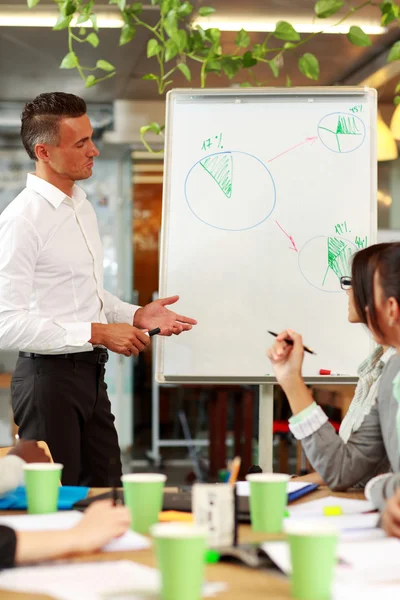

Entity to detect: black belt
[18,348,109,364]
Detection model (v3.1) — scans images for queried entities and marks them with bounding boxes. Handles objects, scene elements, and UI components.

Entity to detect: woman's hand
[71,499,131,553]
[382,490,400,538]
[266,329,304,389]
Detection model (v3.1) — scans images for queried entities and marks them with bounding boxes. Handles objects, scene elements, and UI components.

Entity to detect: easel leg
[258,384,274,472]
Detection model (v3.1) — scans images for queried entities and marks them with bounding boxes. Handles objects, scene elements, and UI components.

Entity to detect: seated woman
[267,242,396,492]
[0,499,130,568]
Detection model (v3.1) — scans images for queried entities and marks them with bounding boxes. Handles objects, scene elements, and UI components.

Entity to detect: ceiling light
[377,112,398,162]
[0,12,124,28]
[191,19,387,35]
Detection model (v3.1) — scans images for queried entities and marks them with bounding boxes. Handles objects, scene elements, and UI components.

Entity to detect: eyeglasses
[340,276,352,291]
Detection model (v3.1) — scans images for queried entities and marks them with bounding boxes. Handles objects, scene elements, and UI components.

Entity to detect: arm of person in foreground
[14,500,130,565]
[267,330,386,491]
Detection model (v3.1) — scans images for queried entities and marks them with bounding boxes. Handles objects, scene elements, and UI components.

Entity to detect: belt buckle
[98,352,108,365]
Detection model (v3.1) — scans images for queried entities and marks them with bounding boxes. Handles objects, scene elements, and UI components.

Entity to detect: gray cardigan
[301,354,400,508]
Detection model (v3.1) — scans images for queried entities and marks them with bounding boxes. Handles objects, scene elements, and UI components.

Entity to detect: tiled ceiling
[0,0,398,103]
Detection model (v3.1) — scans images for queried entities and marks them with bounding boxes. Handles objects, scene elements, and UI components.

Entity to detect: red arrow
[275,220,298,252]
[268,136,318,163]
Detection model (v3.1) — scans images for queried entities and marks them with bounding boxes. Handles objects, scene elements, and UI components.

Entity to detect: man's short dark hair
[21,92,87,161]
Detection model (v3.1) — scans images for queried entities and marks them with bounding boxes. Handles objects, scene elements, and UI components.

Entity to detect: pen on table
[147,327,161,337]
[228,456,241,485]
[267,330,316,355]
[112,487,119,507]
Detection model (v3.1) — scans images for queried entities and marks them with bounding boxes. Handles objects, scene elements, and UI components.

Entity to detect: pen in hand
[267,330,316,355]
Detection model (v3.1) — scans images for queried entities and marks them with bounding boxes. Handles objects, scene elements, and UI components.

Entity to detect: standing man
[0,92,196,486]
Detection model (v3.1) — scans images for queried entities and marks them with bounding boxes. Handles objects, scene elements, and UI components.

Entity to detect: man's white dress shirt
[0,174,139,354]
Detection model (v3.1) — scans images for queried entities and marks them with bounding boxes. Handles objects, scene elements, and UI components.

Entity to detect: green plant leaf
[205,59,221,73]
[198,6,215,16]
[221,56,243,79]
[286,74,292,87]
[79,27,86,35]
[380,0,399,25]
[205,28,220,43]
[142,73,159,80]
[130,2,143,14]
[252,43,266,59]
[172,29,187,51]
[298,52,320,79]
[86,32,100,47]
[347,25,371,46]
[96,59,115,72]
[140,122,164,135]
[85,75,98,88]
[90,14,98,31]
[388,40,400,61]
[235,28,250,48]
[283,42,296,49]
[53,14,73,30]
[240,81,252,87]
[395,81,400,93]
[109,0,126,10]
[27,0,41,7]
[314,0,344,18]
[147,38,161,57]
[242,51,257,68]
[60,1,76,17]
[119,24,136,45]
[394,94,400,106]
[60,51,78,69]
[177,1,193,16]
[164,10,178,37]
[165,39,179,61]
[178,63,191,81]
[77,14,88,24]
[274,21,300,42]
[195,25,206,41]
[268,59,279,77]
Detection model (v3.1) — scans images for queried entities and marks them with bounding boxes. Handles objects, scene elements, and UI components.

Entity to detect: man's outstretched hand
[134,295,197,336]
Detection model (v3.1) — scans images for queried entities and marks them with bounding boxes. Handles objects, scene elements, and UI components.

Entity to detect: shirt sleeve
[289,402,319,425]
[0,456,25,495]
[365,473,400,511]
[289,404,329,439]
[103,289,140,325]
[0,217,93,353]
[0,526,17,569]
[299,403,386,491]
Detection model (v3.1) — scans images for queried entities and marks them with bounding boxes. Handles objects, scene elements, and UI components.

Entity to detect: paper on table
[334,581,400,600]
[0,511,151,552]
[236,481,310,497]
[287,496,375,516]
[286,512,380,532]
[0,561,227,600]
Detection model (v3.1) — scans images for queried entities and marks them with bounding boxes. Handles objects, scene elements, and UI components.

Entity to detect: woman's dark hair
[21,92,87,161]
[351,242,400,334]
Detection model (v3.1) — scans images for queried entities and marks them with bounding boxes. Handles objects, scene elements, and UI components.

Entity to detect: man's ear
[35,144,50,162]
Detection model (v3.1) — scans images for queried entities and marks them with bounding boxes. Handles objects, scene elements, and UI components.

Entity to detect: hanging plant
[26,0,400,149]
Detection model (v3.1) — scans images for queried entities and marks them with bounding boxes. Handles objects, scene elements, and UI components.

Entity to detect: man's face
[45,114,99,181]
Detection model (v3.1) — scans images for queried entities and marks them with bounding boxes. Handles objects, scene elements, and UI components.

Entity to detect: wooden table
[0,487,365,600]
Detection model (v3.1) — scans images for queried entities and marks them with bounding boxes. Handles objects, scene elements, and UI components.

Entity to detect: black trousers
[11,352,122,487]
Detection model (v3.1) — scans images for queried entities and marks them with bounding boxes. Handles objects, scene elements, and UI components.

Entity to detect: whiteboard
[157,87,377,383]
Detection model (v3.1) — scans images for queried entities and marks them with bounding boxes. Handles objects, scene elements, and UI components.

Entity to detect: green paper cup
[285,521,338,600]
[122,473,166,534]
[23,463,63,515]
[246,473,290,533]
[151,523,207,600]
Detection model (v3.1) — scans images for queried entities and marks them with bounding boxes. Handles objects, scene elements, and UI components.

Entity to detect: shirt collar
[26,173,87,209]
